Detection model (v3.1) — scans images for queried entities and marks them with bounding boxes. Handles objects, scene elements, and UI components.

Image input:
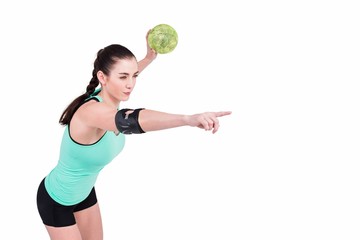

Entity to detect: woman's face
[101,57,139,103]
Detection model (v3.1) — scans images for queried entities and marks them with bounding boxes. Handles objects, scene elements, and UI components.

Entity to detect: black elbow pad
[115,108,145,134]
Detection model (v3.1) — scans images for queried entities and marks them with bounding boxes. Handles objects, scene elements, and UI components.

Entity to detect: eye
[120,76,127,80]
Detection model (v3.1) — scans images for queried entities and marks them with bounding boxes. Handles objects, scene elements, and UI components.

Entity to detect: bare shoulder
[71,100,96,125]
[72,100,118,132]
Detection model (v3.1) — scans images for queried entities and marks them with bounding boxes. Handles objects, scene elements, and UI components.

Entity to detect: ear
[97,71,107,85]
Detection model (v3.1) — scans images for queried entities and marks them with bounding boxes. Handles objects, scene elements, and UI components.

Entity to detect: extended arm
[137,109,232,134]
[77,101,231,135]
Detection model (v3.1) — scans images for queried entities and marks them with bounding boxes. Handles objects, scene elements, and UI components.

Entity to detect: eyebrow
[118,71,139,76]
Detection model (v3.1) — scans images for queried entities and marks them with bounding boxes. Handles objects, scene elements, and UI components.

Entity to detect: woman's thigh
[45,224,82,240]
[74,203,103,240]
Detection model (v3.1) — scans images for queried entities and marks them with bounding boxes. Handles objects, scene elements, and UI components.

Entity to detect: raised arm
[138,29,157,73]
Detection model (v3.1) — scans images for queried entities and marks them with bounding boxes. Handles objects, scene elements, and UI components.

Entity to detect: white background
[0,0,359,239]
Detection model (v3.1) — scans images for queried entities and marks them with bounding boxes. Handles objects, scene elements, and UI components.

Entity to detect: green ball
[148,24,178,54]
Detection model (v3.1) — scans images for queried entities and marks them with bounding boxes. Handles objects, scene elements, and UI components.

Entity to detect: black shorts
[36,178,98,227]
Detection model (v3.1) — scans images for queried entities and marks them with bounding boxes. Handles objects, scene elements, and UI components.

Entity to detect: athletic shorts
[36,178,98,227]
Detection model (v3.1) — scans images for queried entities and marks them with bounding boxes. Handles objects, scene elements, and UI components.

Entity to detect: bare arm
[138,109,232,134]
[138,29,157,73]
[77,102,231,135]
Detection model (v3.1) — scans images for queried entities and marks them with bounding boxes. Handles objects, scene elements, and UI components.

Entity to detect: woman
[36,31,231,240]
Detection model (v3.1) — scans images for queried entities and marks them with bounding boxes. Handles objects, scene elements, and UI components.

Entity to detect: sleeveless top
[44,91,125,205]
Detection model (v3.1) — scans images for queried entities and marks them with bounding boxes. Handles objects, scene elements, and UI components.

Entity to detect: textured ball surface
[148,24,178,54]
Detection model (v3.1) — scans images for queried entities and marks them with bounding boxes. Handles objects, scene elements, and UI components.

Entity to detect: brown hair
[59,44,136,125]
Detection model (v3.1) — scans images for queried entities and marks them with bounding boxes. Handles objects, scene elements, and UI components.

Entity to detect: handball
[148,24,178,54]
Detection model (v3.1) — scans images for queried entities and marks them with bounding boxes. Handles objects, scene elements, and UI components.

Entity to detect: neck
[98,92,120,109]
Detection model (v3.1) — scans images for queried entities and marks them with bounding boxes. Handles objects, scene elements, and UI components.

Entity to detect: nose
[126,79,134,89]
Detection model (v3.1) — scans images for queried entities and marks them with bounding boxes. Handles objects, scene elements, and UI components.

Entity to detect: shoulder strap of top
[85,88,103,102]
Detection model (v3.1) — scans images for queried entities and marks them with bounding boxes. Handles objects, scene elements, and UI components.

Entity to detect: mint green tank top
[45,93,125,205]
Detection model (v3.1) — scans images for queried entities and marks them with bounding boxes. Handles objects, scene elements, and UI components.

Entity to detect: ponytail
[59,75,99,125]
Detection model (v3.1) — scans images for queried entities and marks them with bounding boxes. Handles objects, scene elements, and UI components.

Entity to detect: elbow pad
[115,108,145,134]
